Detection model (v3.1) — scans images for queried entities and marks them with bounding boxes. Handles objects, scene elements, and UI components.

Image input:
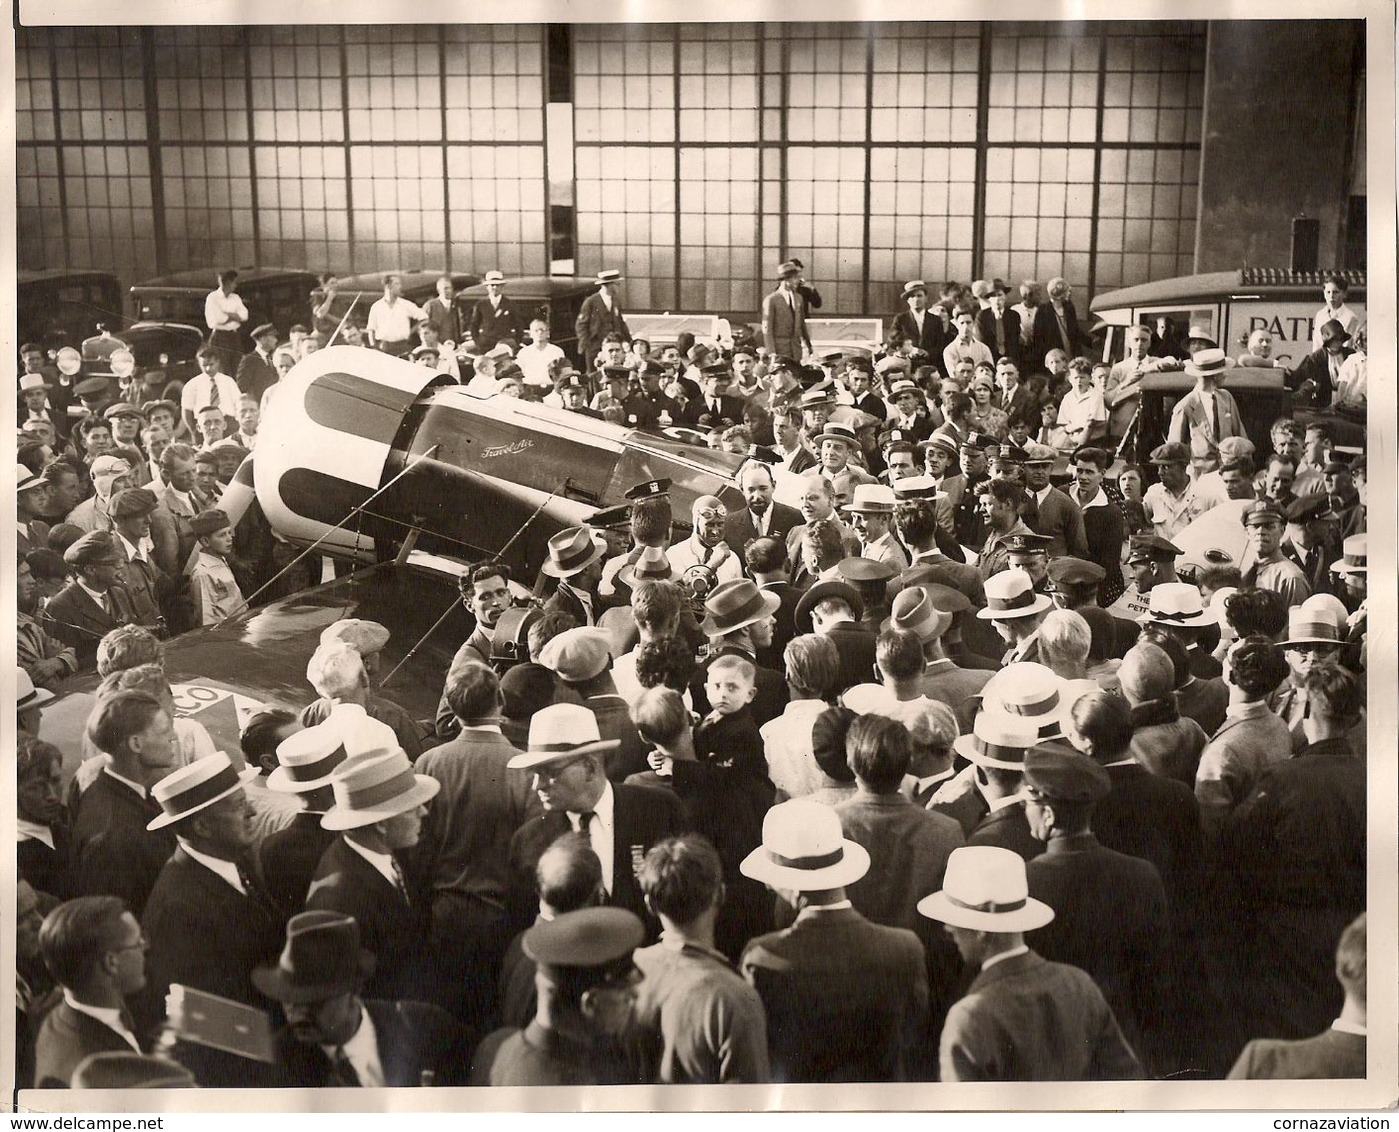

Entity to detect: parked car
[19,269,124,350]
[453,275,599,362]
[129,267,321,351]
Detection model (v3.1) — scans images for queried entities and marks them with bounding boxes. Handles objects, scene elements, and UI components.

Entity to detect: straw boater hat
[980,663,1068,741]
[595,269,623,286]
[701,578,781,638]
[901,280,928,301]
[842,483,897,515]
[268,723,349,794]
[813,422,860,450]
[740,800,870,891]
[147,752,260,831]
[977,570,1053,620]
[880,585,952,643]
[1140,581,1215,628]
[252,910,376,1004]
[890,475,945,502]
[1185,348,1229,380]
[320,748,440,832]
[1331,533,1366,577]
[505,703,621,771]
[952,709,1040,770]
[483,270,507,285]
[616,546,676,589]
[917,845,1055,933]
[541,526,608,579]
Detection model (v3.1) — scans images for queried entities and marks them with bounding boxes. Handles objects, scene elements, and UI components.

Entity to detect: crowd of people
[13,260,1371,1091]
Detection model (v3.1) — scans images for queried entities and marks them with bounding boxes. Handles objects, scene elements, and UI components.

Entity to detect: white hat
[320,749,441,831]
[16,464,45,494]
[19,373,46,393]
[147,753,259,831]
[1331,534,1366,576]
[482,270,507,285]
[740,800,870,891]
[506,703,621,771]
[268,724,349,794]
[918,845,1055,933]
[977,570,1053,620]
[952,709,1040,770]
[1140,581,1215,628]
[980,662,1068,741]
[842,483,898,514]
[17,669,55,710]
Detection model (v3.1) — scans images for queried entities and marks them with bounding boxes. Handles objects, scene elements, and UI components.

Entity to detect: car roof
[325,270,480,294]
[1091,268,1367,312]
[458,275,598,300]
[1140,366,1290,393]
[37,561,473,785]
[19,269,121,286]
[129,267,321,291]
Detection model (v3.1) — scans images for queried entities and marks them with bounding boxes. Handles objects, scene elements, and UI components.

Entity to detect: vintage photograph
[7,0,1395,1112]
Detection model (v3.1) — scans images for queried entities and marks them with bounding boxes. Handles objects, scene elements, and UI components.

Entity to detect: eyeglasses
[112,935,150,953]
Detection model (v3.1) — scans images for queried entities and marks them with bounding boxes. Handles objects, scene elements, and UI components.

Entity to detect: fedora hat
[595,269,624,285]
[793,579,863,635]
[880,585,952,644]
[813,422,860,449]
[19,372,47,393]
[616,545,676,588]
[980,662,1067,741]
[17,670,55,711]
[1140,581,1215,628]
[921,431,959,459]
[901,279,928,300]
[1331,533,1366,576]
[147,753,260,831]
[506,703,622,771]
[320,749,440,831]
[1281,605,1345,648]
[842,483,897,514]
[252,910,376,1004]
[740,800,870,891]
[701,578,781,638]
[952,709,1040,770]
[1319,318,1352,347]
[1185,348,1229,379]
[541,525,607,578]
[16,464,45,494]
[977,571,1052,620]
[776,260,801,279]
[1186,323,1218,347]
[482,270,507,285]
[918,845,1055,933]
[268,724,349,794]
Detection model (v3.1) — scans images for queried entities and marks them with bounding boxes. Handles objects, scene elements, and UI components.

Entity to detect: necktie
[1211,397,1221,438]
[996,318,1005,356]
[578,811,596,835]
[390,858,410,904]
[102,590,115,618]
[329,1046,360,1087]
[787,291,796,312]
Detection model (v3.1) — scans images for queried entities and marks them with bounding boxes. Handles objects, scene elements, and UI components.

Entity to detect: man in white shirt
[668,495,744,587]
[1141,442,1221,541]
[180,348,243,441]
[1311,275,1361,351]
[943,309,994,378]
[516,316,567,392]
[365,274,426,356]
[204,269,249,377]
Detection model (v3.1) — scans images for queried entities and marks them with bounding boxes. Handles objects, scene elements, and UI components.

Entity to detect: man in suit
[761,261,811,361]
[920,844,1143,1081]
[1229,912,1367,1080]
[235,323,280,405]
[465,270,528,355]
[575,269,631,367]
[946,712,1044,860]
[71,691,179,917]
[307,745,441,1006]
[34,897,148,1088]
[42,532,139,671]
[679,363,748,429]
[1021,444,1090,560]
[892,281,950,371]
[794,580,877,696]
[1288,319,1356,410]
[1022,746,1172,1072]
[542,525,608,628]
[723,460,803,555]
[843,483,909,570]
[980,570,1052,667]
[1167,348,1248,467]
[744,537,804,670]
[254,717,341,917]
[107,488,168,636]
[1282,493,1342,597]
[140,753,284,1087]
[994,358,1041,434]
[150,443,201,581]
[740,800,927,1082]
[257,911,465,1087]
[537,626,650,782]
[976,279,1023,369]
[1030,276,1087,373]
[435,560,514,741]
[507,704,688,934]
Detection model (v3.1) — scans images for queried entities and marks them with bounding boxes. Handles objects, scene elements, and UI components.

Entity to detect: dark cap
[558,374,587,391]
[142,399,179,420]
[625,478,672,502]
[190,508,232,538]
[836,557,898,585]
[110,487,159,521]
[794,580,864,635]
[602,365,632,383]
[1006,532,1053,558]
[745,444,781,465]
[1127,534,1182,562]
[1241,499,1285,527]
[882,429,918,450]
[103,402,143,421]
[1284,493,1336,524]
[1046,557,1106,586]
[1023,744,1111,803]
[250,323,278,340]
[63,530,121,567]
[75,376,110,400]
[589,504,632,532]
[522,906,644,968]
[700,362,730,380]
[963,430,998,451]
[1322,460,1352,476]
[996,443,1028,463]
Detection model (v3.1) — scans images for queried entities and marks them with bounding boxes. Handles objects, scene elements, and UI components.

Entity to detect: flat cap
[1217,437,1255,461]
[75,376,111,399]
[1284,493,1336,524]
[63,529,121,567]
[250,322,277,339]
[103,402,143,421]
[320,618,391,656]
[1127,533,1182,562]
[1022,443,1057,464]
[1149,442,1191,464]
[523,907,644,968]
[110,486,159,520]
[1023,744,1111,803]
[1046,557,1106,586]
[625,478,672,502]
[1241,498,1285,526]
[537,626,614,683]
[190,508,232,538]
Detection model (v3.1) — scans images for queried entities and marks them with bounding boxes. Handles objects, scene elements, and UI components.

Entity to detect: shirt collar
[343,837,399,887]
[16,818,54,848]
[116,531,152,562]
[103,765,149,799]
[1077,485,1110,510]
[62,991,141,1051]
[915,767,955,793]
[177,838,246,894]
[796,900,853,920]
[1224,698,1271,721]
[981,944,1030,972]
[1331,1018,1367,1037]
[572,780,614,829]
[459,723,503,734]
[987,790,1027,814]
[322,1004,383,1087]
[76,578,110,606]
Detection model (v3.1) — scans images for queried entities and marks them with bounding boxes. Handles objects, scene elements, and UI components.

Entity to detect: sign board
[626,313,727,349]
[1223,301,1367,369]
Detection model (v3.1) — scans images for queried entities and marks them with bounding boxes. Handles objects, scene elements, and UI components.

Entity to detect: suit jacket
[824,622,879,696]
[1175,676,1229,736]
[1031,299,1086,372]
[691,647,789,729]
[140,847,285,1087]
[1095,762,1203,920]
[1024,485,1089,560]
[920,659,992,735]
[723,501,804,556]
[113,539,166,633]
[742,906,928,1083]
[587,692,651,781]
[575,293,631,365]
[940,950,1142,1081]
[274,998,467,1087]
[235,351,278,404]
[1167,386,1247,461]
[466,298,527,354]
[544,582,597,628]
[756,579,804,670]
[892,308,951,371]
[996,384,1041,433]
[41,581,136,671]
[976,307,1023,368]
[1228,1027,1366,1080]
[967,802,1043,861]
[256,810,337,919]
[1288,346,1354,410]
[762,288,810,359]
[433,624,494,740]
[71,772,176,917]
[507,782,688,930]
[34,1001,139,1088]
[679,393,747,429]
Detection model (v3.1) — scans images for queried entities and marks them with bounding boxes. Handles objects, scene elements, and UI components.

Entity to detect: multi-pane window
[679,147,759,311]
[443,24,545,143]
[1102,24,1207,145]
[162,146,256,267]
[871,22,979,143]
[676,24,760,144]
[349,145,446,270]
[152,27,248,142]
[983,146,1097,288]
[343,26,443,143]
[248,27,344,145]
[255,147,351,274]
[16,146,67,269]
[573,25,676,144]
[1095,148,1200,290]
[53,27,148,141]
[868,146,977,311]
[445,146,548,277]
[575,145,675,310]
[785,146,867,312]
[16,29,56,143]
[63,146,158,280]
[784,24,869,143]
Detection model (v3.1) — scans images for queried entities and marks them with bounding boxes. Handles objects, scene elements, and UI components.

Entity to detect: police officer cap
[1241,498,1285,526]
[559,374,586,390]
[589,504,633,531]
[1127,534,1182,562]
[1006,532,1052,558]
[625,478,672,502]
[836,557,898,585]
[963,430,998,450]
[75,376,110,399]
[602,365,631,383]
[64,530,121,567]
[996,443,1028,463]
[250,323,278,340]
[110,487,159,521]
[1023,744,1111,803]
[522,907,645,968]
[1046,557,1106,586]
[1284,493,1335,524]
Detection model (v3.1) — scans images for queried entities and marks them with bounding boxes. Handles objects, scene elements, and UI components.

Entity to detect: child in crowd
[188,508,245,626]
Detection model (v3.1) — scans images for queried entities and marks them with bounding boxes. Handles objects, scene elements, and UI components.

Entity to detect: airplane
[224,346,748,581]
